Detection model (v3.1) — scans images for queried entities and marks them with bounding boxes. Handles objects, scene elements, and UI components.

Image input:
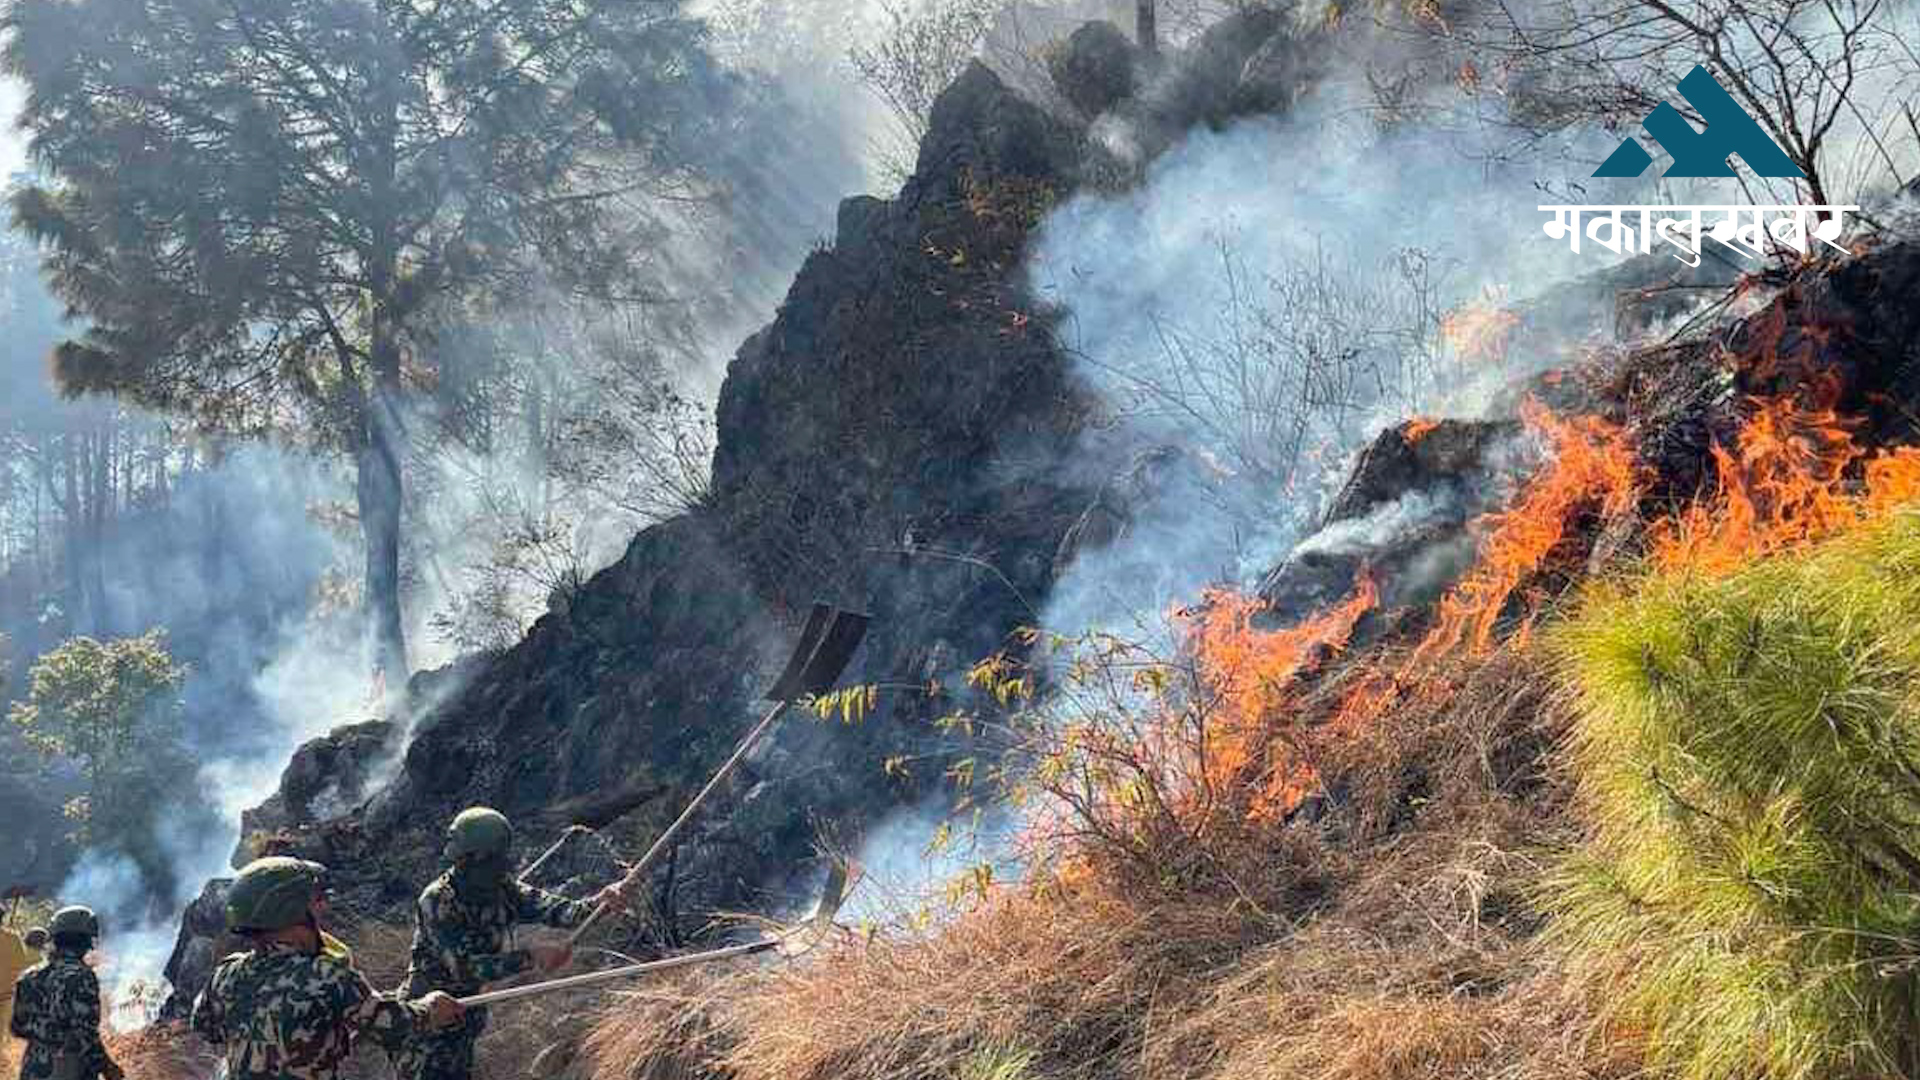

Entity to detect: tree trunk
[358,370,407,688]
[1137,0,1157,54]
[60,435,87,632]
[87,422,109,629]
[361,76,409,689]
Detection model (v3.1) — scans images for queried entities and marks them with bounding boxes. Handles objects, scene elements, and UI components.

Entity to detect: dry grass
[104,1025,223,1080]
[577,643,1612,1080]
[1164,804,1634,1080]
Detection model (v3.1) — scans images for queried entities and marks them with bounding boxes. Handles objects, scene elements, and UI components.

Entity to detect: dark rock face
[158,877,236,1021]
[239,720,399,849]
[1143,5,1300,132]
[1048,22,1138,118]
[1322,420,1518,527]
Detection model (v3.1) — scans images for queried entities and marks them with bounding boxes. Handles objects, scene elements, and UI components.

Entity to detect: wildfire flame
[1654,395,1920,571]
[1652,307,1920,571]
[1413,399,1637,666]
[1652,391,1855,573]
[1155,297,1920,836]
[1332,669,1401,734]
[1183,573,1379,816]
[1864,449,1920,514]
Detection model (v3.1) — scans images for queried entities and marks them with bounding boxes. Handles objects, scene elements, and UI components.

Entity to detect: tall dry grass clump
[584,844,1320,1079]
[1548,508,1920,1080]
[581,638,1594,1080]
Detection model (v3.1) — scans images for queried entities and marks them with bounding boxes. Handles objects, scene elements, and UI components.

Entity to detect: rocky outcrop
[1048,22,1138,118]
[239,719,399,847]
[162,60,1102,1012]
[1260,419,1519,618]
[158,878,236,1021]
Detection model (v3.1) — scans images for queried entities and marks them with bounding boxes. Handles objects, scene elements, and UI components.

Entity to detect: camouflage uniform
[190,940,433,1080]
[393,871,594,1080]
[9,945,113,1080]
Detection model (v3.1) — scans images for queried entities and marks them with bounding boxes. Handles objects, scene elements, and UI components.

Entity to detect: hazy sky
[0,76,24,177]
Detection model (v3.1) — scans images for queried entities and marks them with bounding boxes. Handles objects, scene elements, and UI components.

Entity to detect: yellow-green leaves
[809,683,880,725]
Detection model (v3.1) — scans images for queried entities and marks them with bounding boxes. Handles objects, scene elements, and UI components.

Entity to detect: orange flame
[1183,573,1379,816]
[1412,399,1637,666]
[1403,417,1440,443]
[1651,302,1874,573]
[1651,391,1860,573]
[1864,448,1920,514]
[1331,669,1402,734]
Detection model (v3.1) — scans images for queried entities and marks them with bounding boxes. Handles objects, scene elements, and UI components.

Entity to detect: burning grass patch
[1548,507,1920,1080]
[580,642,1589,1080]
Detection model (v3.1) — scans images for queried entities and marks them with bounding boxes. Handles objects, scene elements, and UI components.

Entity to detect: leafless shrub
[1071,238,1450,496]
[849,0,1009,179]
[1468,0,1920,204]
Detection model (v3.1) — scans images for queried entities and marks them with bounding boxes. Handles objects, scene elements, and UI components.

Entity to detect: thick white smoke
[1026,63,1654,642]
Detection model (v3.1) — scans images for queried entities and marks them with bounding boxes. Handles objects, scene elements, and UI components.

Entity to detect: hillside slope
[564,236,1920,1080]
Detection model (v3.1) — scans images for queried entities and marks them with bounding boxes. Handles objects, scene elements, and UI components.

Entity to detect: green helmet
[226,857,326,932]
[444,807,513,862]
[48,906,99,939]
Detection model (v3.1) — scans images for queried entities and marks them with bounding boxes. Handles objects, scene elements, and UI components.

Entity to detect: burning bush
[1548,507,1920,1080]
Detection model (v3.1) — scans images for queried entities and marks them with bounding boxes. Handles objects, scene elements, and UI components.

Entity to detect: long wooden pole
[567,700,793,946]
[518,825,591,885]
[456,938,779,1007]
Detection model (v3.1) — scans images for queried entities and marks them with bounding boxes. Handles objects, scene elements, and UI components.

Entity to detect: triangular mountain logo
[1594,65,1805,179]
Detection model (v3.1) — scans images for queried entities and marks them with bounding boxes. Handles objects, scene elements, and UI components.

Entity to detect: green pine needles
[1548,509,1920,1080]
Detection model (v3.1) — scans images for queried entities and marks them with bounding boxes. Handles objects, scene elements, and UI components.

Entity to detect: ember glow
[1402,417,1440,443]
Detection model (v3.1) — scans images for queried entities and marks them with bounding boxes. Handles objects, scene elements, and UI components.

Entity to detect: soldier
[8,907,121,1080]
[191,857,464,1080]
[395,807,629,1080]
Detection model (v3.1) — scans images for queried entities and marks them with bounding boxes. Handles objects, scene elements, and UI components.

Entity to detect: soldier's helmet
[444,806,513,862]
[48,906,100,939]
[226,857,327,932]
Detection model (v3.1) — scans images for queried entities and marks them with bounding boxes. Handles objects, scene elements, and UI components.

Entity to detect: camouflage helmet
[226,857,327,932]
[48,906,100,939]
[444,806,513,862]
